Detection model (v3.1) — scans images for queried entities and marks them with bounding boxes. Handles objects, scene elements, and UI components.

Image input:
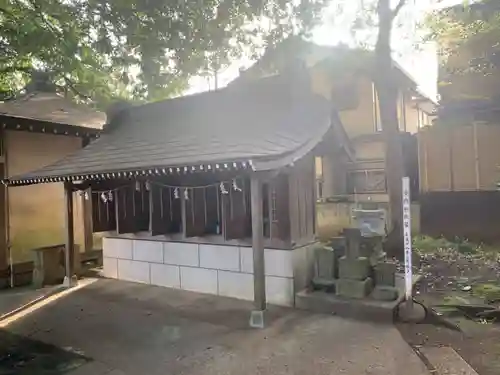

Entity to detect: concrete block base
[295,273,422,323]
[338,256,370,280]
[103,238,295,306]
[62,275,78,288]
[336,277,373,299]
[372,286,399,301]
[295,289,399,323]
[249,310,265,329]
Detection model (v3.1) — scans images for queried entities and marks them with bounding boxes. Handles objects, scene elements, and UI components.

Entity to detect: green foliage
[413,234,481,255]
[0,0,327,106]
[472,282,500,302]
[426,0,500,71]
[412,234,458,254]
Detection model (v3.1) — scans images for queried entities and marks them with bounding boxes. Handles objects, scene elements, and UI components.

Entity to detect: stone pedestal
[337,277,373,299]
[249,310,266,329]
[372,286,398,301]
[337,257,372,298]
[312,246,337,292]
[374,262,397,287]
[338,256,370,280]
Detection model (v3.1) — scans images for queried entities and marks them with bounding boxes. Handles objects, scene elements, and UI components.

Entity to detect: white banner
[402,177,413,300]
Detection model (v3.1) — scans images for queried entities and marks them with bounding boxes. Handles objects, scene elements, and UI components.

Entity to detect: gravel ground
[396,237,500,375]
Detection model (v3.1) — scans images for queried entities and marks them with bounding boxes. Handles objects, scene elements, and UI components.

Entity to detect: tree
[426,0,500,103]
[374,0,407,257]
[331,0,410,256]
[426,0,500,67]
[0,0,326,105]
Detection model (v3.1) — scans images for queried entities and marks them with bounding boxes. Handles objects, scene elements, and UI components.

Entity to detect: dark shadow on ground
[0,329,90,375]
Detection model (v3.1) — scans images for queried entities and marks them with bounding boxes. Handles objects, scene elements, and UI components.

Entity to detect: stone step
[419,346,479,375]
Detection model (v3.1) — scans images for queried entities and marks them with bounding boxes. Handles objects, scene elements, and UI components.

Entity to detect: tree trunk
[375,0,405,258]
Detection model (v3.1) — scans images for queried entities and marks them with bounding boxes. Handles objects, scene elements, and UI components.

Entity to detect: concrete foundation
[103,237,314,307]
[296,274,420,323]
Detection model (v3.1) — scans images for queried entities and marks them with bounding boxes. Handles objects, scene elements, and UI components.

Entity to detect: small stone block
[249,310,265,329]
[374,262,397,286]
[312,277,336,293]
[315,247,336,279]
[336,277,373,299]
[339,256,370,280]
[371,286,399,301]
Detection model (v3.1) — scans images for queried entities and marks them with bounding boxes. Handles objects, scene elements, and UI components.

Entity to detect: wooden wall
[419,124,500,192]
[419,124,500,242]
[289,155,316,245]
[309,66,424,138]
[6,131,86,262]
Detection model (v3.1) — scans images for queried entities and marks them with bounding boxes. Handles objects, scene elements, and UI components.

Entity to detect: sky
[187,0,465,101]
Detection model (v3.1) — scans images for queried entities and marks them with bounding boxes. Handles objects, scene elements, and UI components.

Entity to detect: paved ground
[3,279,429,375]
[0,285,59,318]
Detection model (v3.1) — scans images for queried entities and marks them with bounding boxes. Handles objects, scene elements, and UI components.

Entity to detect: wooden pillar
[250,175,266,313]
[63,181,76,286]
[82,188,93,252]
[81,137,93,252]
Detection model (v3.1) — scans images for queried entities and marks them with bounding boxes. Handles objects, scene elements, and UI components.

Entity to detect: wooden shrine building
[5,69,349,318]
[0,72,104,286]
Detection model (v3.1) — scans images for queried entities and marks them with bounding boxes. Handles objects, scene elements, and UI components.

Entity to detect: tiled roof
[8,72,333,184]
[0,92,105,129]
[234,37,438,105]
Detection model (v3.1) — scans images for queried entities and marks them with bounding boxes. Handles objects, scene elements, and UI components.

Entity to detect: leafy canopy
[426,0,500,71]
[0,0,326,105]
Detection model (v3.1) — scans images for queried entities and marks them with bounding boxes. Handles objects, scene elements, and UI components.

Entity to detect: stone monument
[311,209,399,301]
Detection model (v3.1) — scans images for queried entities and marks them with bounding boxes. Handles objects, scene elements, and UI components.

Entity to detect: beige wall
[419,124,500,192]
[6,131,85,262]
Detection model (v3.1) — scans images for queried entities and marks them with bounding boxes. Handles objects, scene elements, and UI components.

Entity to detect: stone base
[397,300,427,323]
[371,286,398,301]
[374,262,397,287]
[336,277,373,299]
[63,275,79,288]
[314,247,336,280]
[249,310,265,329]
[312,277,336,293]
[295,273,422,323]
[338,256,370,280]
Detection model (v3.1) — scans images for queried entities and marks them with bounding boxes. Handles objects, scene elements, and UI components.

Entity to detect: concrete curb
[0,285,67,322]
[418,346,479,375]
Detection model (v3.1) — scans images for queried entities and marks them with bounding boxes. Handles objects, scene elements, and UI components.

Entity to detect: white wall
[102,238,295,306]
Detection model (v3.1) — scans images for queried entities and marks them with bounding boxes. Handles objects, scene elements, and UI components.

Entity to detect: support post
[63,181,77,287]
[250,175,266,328]
[82,188,93,252]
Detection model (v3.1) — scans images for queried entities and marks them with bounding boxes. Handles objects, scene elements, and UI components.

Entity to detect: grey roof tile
[0,92,105,129]
[9,73,332,183]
